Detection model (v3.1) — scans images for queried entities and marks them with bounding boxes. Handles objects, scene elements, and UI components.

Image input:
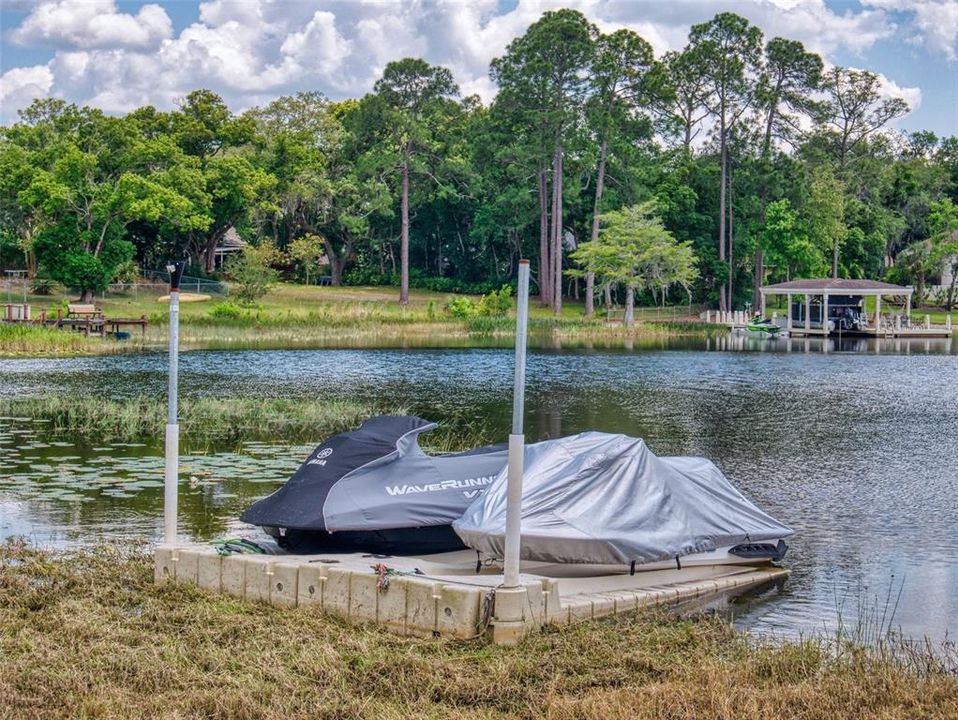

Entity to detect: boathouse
[760,278,951,337]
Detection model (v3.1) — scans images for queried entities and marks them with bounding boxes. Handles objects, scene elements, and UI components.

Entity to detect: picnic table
[50,304,148,337]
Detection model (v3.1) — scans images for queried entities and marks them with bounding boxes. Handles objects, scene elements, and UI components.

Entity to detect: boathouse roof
[761,279,913,296]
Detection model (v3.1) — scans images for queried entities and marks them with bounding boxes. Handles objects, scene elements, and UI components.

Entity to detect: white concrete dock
[155,545,788,644]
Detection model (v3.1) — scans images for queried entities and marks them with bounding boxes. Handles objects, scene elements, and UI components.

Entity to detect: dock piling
[496,259,531,645]
[503,259,529,590]
[164,261,186,545]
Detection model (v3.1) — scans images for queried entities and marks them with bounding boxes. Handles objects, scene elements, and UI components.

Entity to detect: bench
[317,276,333,286]
[67,303,103,320]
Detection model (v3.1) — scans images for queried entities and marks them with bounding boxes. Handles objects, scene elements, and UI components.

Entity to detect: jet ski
[453,432,792,573]
[240,416,508,554]
[745,316,785,336]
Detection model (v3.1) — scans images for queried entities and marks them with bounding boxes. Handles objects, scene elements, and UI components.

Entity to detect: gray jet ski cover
[452,432,792,566]
[240,416,507,532]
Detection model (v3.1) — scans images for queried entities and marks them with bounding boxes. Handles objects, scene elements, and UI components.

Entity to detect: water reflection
[1,336,956,644]
[712,332,955,355]
[0,427,304,545]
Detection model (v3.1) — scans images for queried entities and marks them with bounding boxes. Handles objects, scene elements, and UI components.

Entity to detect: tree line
[2,9,957,309]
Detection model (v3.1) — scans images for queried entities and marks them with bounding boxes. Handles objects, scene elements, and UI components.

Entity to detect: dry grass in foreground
[1,541,955,720]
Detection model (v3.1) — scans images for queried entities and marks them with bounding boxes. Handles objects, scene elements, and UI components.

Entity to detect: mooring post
[494,259,530,645]
[504,259,529,589]
[164,261,186,545]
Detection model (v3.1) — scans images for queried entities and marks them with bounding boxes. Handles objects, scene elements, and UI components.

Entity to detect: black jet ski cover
[240,416,507,549]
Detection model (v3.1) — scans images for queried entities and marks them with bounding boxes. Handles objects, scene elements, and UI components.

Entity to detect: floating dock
[155,545,788,644]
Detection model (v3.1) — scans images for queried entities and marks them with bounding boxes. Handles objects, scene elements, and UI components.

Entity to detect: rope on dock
[478,588,496,635]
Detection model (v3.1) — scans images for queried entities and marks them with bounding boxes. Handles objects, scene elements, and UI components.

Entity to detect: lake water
[1,333,956,643]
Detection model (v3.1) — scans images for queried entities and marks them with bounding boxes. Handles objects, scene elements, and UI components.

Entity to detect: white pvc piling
[503,260,530,589]
[164,263,183,545]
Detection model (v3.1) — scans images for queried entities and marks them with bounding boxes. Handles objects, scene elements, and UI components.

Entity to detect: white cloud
[10,0,173,51]
[0,64,55,117]
[875,71,923,113]
[280,10,351,75]
[0,0,940,124]
[865,0,958,60]
[610,0,896,56]
[197,0,265,27]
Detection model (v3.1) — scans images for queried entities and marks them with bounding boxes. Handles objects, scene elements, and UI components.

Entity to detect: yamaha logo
[306,447,334,466]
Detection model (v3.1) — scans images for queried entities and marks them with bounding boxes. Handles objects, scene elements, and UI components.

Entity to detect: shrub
[225,246,280,303]
[414,273,505,295]
[111,260,140,284]
[30,277,57,296]
[208,302,247,321]
[445,286,514,320]
[444,296,479,319]
[478,285,513,317]
[343,267,512,296]
[344,267,393,286]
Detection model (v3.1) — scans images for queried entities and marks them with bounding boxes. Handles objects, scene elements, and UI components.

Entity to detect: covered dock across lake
[760,278,952,338]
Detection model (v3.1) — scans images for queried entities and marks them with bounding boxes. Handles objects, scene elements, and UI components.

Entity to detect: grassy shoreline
[1,541,955,720]
[1,284,715,357]
[4,283,952,357]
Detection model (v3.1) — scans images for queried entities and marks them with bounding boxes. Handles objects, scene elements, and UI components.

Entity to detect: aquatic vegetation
[463,315,728,340]
[0,422,317,544]
[643,320,731,336]
[0,541,954,720]
[0,396,499,451]
[0,396,405,444]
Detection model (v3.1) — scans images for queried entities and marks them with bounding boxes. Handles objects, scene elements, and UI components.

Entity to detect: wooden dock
[2,303,148,337]
[46,315,149,337]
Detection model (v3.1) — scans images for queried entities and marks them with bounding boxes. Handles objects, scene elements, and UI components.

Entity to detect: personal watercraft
[240,416,508,553]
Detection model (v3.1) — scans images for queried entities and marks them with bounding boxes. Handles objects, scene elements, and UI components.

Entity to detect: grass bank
[3,284,711,355]
[0,395,496,450]
[1,542,955,720]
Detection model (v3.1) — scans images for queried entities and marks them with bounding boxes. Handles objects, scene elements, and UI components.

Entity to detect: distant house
[213,227,247,269]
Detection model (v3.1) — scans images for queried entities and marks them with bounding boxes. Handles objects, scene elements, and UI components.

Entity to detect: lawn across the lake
[0,282,715,356]
[1,541,955,720]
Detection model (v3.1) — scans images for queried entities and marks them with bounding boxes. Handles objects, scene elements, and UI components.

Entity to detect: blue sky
[1,0,956,136]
